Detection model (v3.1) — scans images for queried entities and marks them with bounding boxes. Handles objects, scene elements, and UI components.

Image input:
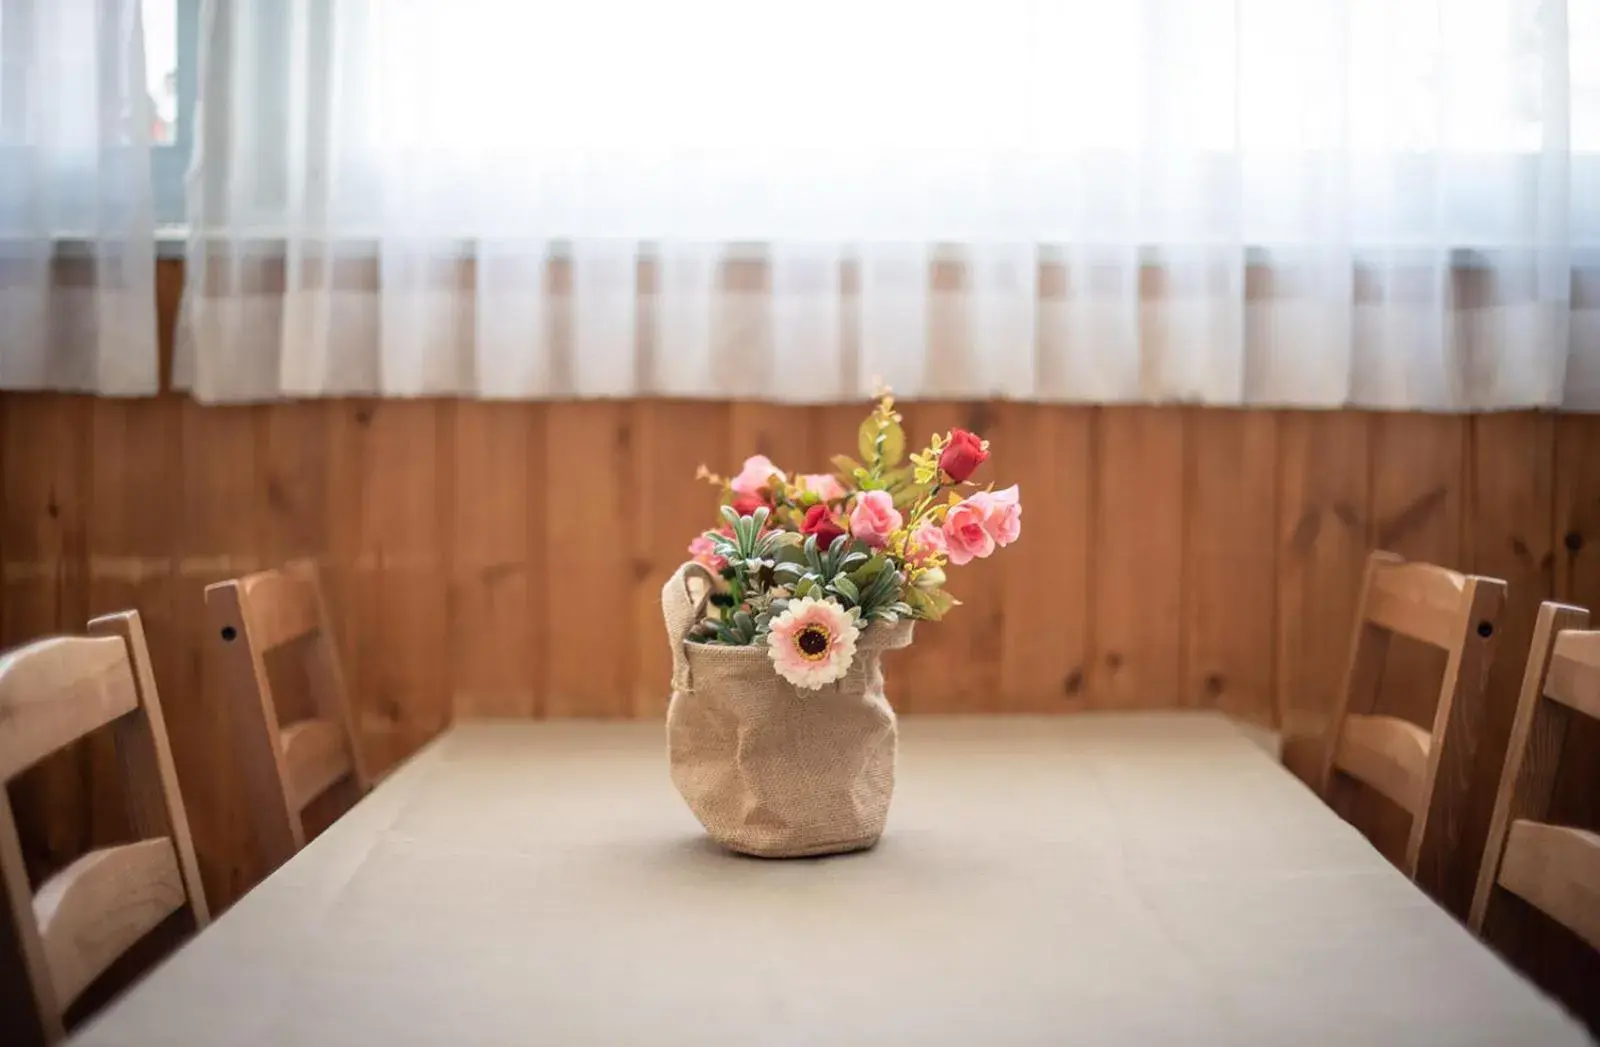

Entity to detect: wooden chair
[205,560,369,874]
[1316,551,1507,889]
[0,611,209,1045]
[1470,600,1600,956]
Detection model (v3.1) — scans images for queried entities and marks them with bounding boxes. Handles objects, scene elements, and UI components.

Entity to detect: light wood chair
[205,560,370,874]
[0,611,209,1045]
[1470,600,1600,957]
[1316,550,1507,888]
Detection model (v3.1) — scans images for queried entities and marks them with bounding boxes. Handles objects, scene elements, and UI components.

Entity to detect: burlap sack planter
[662,561,915,858]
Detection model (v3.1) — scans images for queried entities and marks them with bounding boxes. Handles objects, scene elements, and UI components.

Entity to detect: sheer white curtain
[180,0,1600,408]
[0,0,159,394]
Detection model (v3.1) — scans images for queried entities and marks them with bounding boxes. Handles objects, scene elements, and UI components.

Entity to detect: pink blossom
[907,523,947,565]
[730,455,785,498]
[688,534,726,572]
[796,473,847,502]
[848,490,903,548]
[942,498,996,565]
[969,484,1022,547]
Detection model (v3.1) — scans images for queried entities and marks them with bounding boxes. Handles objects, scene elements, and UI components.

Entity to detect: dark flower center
[797,626,830,657]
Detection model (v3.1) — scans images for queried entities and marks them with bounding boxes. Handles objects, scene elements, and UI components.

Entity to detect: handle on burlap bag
[662,561,716,693]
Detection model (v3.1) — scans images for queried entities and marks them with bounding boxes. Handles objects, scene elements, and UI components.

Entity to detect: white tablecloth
[70,713,1593,1046]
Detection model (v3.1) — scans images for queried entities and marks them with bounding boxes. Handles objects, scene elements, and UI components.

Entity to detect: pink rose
[687,534,727,572]
[730,454,785,498]
[848,490,903,548]
[907,523,947,566]
[796,473,847,502]
[942,498,996,565]
[969,484,1021,547]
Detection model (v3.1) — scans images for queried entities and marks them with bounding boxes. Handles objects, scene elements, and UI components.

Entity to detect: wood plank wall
[3,264,1599,962]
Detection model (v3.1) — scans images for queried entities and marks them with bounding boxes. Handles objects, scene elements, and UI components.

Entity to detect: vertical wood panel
[545,403,634,717]
[1370,414,1467,724]
[2,397,92,882]
[997,404,1093,712]
[1093,407,1186,708]
[354,402,450,769]
[1363,411,1467,873]
[1185,409,1278,726]
[1543,412,1600,1032]
[631,402,727,718]
[728,402,815,477]
[449,403,539,720]
[176,401,263,905]
[1275,411,1372,784]
[1460,412,1555,917]
[259,402,330,561]
[1552,413,1600,829]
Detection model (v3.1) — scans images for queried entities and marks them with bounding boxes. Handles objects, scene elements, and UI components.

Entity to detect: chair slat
[0,637,138,781]
[207,560,369,879]
[1364,561,1468,649]
[1497,820,1600,953]
[32,838,185,1007]
[239,570,321,651]
[1333,714,1432,815]
[1545,630,1600,720]
[280,719,354,812]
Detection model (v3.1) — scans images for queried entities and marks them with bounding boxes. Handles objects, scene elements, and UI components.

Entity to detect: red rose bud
[938,428,990,483]
[730,491,768,517]
[801,503,847,549]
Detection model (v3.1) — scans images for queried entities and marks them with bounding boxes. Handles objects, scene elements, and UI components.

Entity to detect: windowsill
[45,230,1599,270]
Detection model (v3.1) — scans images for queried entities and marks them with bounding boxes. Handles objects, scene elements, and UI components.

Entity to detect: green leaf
[858,417,879,463]
[879,420,906,467]
[892,481,932,511]
[795,577,817,598]
[839,551,870,573]
[720,504,741,529]
[832,576,861,604]
[830,454,866,480]
[902,586,958,622]
[733,610,756,639]
[851,555,886,585]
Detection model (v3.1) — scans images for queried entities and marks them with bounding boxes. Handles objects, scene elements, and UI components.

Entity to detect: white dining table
[69,713,1592,1046]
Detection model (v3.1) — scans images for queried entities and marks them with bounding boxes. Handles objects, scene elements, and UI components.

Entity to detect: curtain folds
[0,0,159,395]
[178,0,1600,409]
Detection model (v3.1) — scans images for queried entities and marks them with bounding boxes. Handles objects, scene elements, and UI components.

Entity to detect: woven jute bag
[661,561,914,858]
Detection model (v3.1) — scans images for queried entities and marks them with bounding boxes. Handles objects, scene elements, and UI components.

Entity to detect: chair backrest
[0,611,209,1045]
[1471,601,1600,957]
[205,560,368,873]
[1316,550,1507,888]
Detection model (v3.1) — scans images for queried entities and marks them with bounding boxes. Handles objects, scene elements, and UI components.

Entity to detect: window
[145,0,195,226]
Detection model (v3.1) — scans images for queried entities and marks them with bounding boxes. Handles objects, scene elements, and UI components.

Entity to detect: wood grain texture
[1,378,1595,929]
[1471,602,1589,943]
[85,611,209,929]
[1333,714,1432,815]
[448,403,539,719]
[631,402,726,718]
[996,405,1092,713]
[1547,631,1600,720]
[1093,407,1186,709]
[32,838,184,1007]
[1275,411,1371,784]
[1185,409,1277,724]
[0,638,138,782]
[1495,820,1600,952]
[278,719,353,812]
[545,402,634,717]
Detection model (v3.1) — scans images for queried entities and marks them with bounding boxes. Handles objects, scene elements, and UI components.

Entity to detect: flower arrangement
[686,392,1021,689]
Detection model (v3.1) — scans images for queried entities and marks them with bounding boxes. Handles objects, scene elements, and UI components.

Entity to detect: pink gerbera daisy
[767,597,859,690]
